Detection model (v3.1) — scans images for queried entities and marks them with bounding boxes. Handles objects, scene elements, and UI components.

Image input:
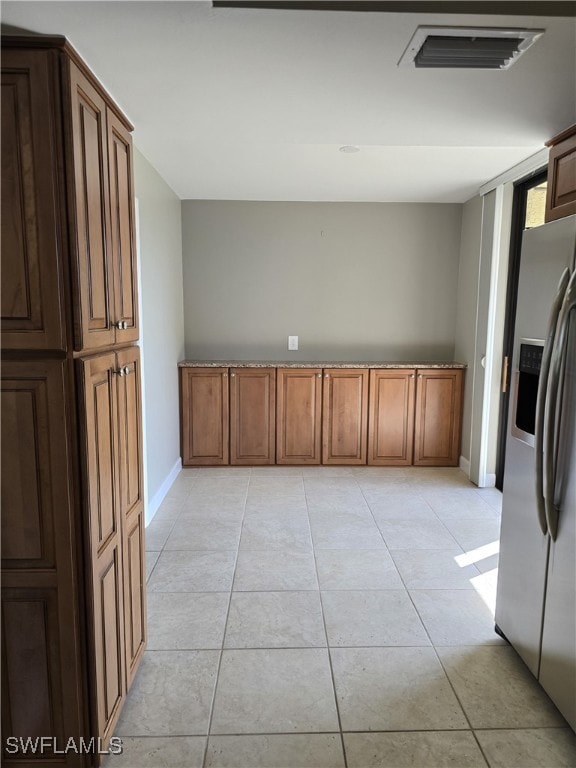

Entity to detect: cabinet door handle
[123,366,131,376]
[230,373,236,377]
[223,373,228,378]
[317,373,322,378]
[114,368,126,377]
[324,374,329,379]
[410,374,415,379]
[114,320,128,330]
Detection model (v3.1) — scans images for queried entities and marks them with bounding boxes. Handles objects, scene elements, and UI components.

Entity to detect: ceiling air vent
[398,26,544,69]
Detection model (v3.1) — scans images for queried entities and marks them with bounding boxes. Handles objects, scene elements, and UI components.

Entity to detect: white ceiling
[3,1,575,202]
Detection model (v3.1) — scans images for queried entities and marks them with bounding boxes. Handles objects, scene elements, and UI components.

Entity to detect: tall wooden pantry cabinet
[1,35,146,765]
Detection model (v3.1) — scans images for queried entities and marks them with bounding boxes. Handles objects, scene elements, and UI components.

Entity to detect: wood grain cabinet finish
[1,361,85,763]
[545,125,576,222]
[414,369,463,466]
[70,63,138,351]
[115,347,146,686]
[322,369,369,465]
[1,36,145,766]
[368,369,416,466]
[276,368,322,465]
[180,368,229,466]
[1,49,66,351]
[230,368,275,465]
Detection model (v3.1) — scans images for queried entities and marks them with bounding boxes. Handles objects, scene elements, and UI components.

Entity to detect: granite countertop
[178,360,466,369]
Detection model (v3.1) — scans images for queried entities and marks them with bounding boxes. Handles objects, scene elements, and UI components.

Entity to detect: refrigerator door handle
[535,268,571,535]
[544,267,576,541]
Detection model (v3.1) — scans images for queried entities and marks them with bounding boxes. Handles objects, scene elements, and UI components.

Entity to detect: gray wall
[134,149,184,519]
[181,201,463,362]
[454,194,484,466]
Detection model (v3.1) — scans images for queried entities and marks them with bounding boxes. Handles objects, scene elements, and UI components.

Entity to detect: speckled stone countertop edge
[178,360,467,369]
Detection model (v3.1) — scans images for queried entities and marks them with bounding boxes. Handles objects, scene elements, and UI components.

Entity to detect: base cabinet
[230,368,275,465]
[414,369,463,466]
[322,369,369,465]
[368,369,416,466]
[179,365,463,468]
[180,368,229,466]
[277,369,323,464]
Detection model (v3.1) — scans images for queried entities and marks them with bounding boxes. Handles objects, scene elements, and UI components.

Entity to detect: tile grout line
[201,468,252,768]
[304,478,349,768]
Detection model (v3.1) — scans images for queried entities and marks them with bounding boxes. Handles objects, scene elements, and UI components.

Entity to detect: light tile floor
[106,467,576,768]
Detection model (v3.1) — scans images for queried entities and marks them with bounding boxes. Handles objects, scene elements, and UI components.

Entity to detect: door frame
[494,169,548,490]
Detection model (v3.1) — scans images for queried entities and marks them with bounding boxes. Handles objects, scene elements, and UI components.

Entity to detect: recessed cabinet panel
[180,368,229,465]
[95,547,125,738]
[414,369,463,466]
[70,63,115,351]
[230,368,275,465]
[276,369,322,464]
[108,111,138,343]
[1,361,73,569]
[322,369,368,465]
[116,347,143,516]
[368,370,416,466]
[1,591,64,754]
[1,51,65,351]
[124,507,146,687]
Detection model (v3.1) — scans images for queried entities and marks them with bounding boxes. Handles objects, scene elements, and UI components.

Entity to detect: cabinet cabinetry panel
[230,368,275,464]
[414,369,463,466]
[107,112,138,343]
[1,51,65,351]
[322,369,368,465]
[124,507,146,686]
[368,370,415,466]
[545,126,576,222]
[70,64,115,351]
[277,369,322,464]
[181,368,229,465]
[81,353,126,741]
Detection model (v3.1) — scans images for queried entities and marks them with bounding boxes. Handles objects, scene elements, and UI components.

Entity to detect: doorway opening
[494,170,547,491]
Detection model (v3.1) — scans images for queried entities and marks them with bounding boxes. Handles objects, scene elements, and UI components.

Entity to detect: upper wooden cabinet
[1,41,138,353]
[545,124,576,223]
[1,49,66,351]
[277,368,323,465]
[322,369,369,465]
[414,369,463,467]
[70,63,138,350]
[230,368,276,465]
[368,369,416,466]
[180,368,230,466]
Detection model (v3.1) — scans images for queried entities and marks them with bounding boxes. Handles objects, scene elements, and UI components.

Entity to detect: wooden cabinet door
[230,368,275,465]
[368,369,416,466]
[545,126,576,222]
[276,369,322,464]
[322,369,368,465]
[70,63,115,351]
[1,50,66,351]
[414,369,463,466]
[107,110,139,344]
[81,353,125,742]
[115,347,146,686]
[1,361,84,760]
[180,368,229,466]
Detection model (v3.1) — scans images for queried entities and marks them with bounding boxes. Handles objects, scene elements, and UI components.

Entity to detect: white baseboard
[459,456,471,477]
[146,458,182,525]
[479,472,496,489]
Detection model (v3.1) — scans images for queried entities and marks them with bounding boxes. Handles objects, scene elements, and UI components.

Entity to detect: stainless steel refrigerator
[495,213,576,730]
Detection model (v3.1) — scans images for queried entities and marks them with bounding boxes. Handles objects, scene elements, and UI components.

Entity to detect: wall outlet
[288,335,298,351]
